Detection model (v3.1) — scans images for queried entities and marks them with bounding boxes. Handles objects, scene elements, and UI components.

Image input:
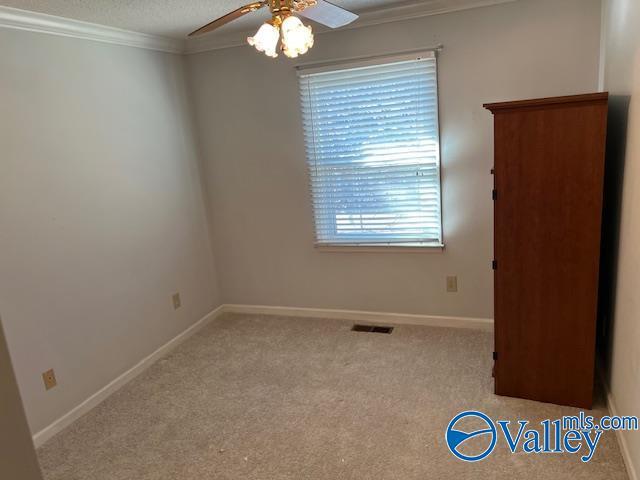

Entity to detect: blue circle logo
[446,411,497,462]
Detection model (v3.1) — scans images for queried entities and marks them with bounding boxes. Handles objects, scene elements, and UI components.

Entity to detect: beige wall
[0,0,609,444]
[0,318,43,480]
[601,0,640,476]
[186,0,602,319]
[0,29,220,434]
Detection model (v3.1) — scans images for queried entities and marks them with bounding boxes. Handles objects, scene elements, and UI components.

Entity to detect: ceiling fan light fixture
[190,1,358,59]
[247,21,280,58]
[280,15,314,58]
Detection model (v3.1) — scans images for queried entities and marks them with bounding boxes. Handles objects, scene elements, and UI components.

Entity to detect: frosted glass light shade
[281,15,314,58]
[247,22,280,58]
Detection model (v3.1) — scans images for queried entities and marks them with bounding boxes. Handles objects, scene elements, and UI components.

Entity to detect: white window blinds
[298,53,442,246]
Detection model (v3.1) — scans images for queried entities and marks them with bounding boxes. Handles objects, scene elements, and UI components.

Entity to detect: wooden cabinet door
[486,94,608,408]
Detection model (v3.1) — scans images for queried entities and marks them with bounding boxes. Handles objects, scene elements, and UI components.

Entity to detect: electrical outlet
[172,292,181,310]
[42,369,57,390]
[446,276,458,293]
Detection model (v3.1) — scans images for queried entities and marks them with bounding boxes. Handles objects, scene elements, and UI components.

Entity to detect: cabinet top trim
[483,92,608,113]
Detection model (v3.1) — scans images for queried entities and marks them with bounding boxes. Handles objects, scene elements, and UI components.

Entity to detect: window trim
[294,46,443,74]
[297,50,444,250]
[315,243,445,254]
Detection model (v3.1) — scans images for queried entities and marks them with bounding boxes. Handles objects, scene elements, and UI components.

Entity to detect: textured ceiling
[0,0,417,38]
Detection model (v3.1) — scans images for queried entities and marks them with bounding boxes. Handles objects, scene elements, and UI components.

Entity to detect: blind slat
[299,56,442,245]
[304,65,436,83]
[301,106,438,123]
[300,84,437,105]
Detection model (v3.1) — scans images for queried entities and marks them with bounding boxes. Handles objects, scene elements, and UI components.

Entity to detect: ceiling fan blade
[188,1,266,37]
[297,0,359,28]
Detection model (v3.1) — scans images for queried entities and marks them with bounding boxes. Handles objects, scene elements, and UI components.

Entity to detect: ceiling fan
[188,0,359,59]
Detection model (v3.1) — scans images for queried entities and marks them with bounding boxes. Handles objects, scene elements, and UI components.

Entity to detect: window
[298,52,442,248]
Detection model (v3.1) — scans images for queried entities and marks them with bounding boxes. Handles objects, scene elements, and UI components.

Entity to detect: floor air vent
[351,324,394,334]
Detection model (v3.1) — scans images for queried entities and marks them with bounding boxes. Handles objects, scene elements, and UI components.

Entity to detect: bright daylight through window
[298,53,442,247]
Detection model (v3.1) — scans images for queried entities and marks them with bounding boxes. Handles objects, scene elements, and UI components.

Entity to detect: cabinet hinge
[493,351,498,361]
[492,260,497,270]
[492,189,497,200]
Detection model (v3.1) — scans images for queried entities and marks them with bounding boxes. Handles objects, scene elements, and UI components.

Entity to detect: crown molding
[0,6,184,53]
[0,0,517,55]
[184,0,518,54]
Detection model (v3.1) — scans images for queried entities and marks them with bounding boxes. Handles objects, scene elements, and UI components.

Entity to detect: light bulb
[281,15,314,58]
[247,22,280,58]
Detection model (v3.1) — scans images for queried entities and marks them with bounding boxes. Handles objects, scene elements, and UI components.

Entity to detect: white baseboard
[223,304,494,331]
[32,303,492,447]
[32,305,225,448]
[605,388,638,480]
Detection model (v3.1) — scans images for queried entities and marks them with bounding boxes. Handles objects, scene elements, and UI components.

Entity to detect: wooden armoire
[484,93,609,409]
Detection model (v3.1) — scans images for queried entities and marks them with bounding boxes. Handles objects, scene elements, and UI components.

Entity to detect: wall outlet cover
[172,292,181,310]
[446,276,458,293]
[42,369,57,390]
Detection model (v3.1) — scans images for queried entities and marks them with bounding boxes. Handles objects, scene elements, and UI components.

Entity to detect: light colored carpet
[38,313,628,479]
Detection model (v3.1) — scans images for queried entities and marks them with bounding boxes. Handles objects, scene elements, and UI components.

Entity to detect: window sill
[315,243,445,253]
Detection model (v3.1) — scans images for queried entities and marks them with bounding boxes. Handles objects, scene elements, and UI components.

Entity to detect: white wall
[601,0,640,477]
[0,29,221,434]
[186,0,602,319]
